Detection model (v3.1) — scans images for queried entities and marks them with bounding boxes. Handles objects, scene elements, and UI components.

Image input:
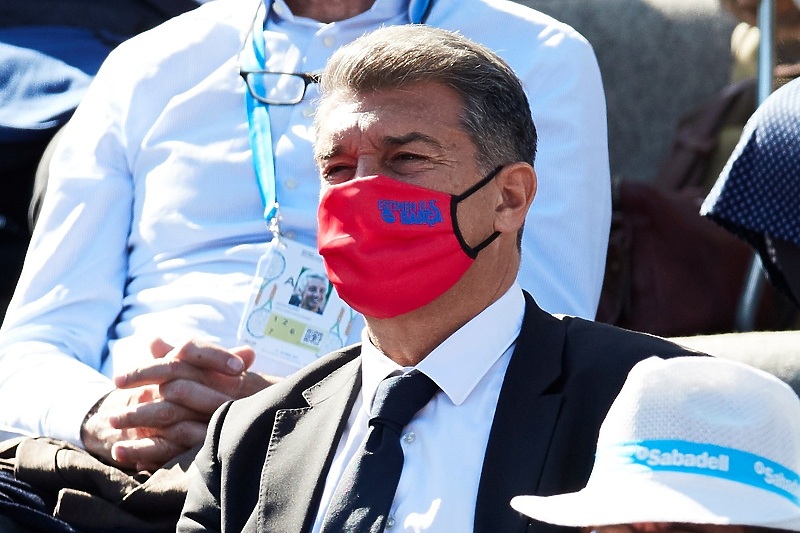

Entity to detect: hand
[81,338,280,471]
[80,384,209,472]
[117,338,271,411]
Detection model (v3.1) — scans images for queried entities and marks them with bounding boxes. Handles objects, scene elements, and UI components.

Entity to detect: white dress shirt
[311,284,526,532]
[0,0,609,445]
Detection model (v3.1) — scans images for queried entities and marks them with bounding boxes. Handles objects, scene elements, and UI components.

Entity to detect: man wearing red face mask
[179,26,701,533]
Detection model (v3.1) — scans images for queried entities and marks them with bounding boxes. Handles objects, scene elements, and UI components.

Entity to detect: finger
[161,420,209,448]
[108,398,208,429]
[159,379,234,414]
[230,345,256,371]
[114,357,208,389]
[170,340,247,374]
[119,340,246,390]
[116,338,249,389]
[111,421,207,469]
[115,357,251,393]
[111,436,188,470]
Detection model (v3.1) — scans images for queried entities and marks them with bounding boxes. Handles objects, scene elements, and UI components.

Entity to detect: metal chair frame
[734,0,776,331]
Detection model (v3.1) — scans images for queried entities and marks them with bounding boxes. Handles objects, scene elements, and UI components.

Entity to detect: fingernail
[227,357,244,372]
[111,445,124,462]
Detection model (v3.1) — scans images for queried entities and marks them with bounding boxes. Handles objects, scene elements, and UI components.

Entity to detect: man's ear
[493,162,536,233]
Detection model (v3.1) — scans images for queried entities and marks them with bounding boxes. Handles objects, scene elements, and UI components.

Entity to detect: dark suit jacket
[179,292,700,533]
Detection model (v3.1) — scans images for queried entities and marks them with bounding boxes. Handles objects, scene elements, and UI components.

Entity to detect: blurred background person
[702,76,800,308]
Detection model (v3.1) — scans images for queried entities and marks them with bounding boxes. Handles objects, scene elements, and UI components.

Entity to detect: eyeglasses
[239,70,321,105]
[237,3,321,106]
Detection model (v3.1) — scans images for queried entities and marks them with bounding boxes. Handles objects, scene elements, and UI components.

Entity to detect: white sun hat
[511,356,800,530]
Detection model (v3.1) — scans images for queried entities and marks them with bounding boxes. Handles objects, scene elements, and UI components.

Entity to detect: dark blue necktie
[320,371,439,533]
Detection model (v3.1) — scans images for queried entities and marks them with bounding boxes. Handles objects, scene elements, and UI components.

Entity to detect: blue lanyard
[242,0,432,233]
[242,1,279,229]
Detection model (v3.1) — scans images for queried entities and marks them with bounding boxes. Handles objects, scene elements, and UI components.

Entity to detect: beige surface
[671,331,800,394]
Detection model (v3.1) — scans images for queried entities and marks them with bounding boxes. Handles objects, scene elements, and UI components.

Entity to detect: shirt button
[386,516,396,529]
[285,178,298,190]
[323,36,336,48]
[402,431,416,444]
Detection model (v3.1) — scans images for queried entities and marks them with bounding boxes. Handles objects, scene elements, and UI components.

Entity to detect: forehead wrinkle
[314,143,341,164]
[314,104,375,162]
[383,132,444,149]
[314,92,455,164]
[313,95,360,160]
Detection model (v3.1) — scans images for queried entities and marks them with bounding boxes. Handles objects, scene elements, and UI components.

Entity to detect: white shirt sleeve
[516,28,611,319]
[0,43,134,445]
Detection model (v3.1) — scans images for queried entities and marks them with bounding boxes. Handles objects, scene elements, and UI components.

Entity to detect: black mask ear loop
[451,165,504,259]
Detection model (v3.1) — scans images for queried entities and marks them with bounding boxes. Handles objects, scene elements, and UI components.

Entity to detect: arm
[0,43,136,445]
[0,11,260,454]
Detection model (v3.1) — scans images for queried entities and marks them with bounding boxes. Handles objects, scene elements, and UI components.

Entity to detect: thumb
[230,345,257,371]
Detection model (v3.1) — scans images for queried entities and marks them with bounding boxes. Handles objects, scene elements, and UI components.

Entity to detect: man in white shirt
[179,26,696,533]
[0,0,611,471]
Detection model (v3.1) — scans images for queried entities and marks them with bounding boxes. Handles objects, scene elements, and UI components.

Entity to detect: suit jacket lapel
[257,356,362,533]
[474,292,567,533]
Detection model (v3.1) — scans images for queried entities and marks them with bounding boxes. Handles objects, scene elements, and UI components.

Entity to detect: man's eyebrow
[315,132,443,163]
[315,144,341,163]
[384,132,443,149]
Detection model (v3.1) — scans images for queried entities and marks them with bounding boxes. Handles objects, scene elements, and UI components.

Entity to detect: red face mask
[317,168,501,318]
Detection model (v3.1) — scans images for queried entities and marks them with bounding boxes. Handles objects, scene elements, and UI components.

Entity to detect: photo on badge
[288,268,331,315]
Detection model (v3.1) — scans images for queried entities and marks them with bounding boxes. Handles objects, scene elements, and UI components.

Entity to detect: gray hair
[316,25,537,172]
[299,271,327,290]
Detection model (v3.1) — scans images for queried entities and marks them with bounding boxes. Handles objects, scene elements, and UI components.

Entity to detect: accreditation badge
[238,237,359,374]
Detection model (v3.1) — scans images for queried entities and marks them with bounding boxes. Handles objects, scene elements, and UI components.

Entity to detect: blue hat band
[608,440,800,506]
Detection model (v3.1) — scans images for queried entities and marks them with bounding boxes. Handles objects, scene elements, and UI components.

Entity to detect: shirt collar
[360,283,526,408]
[268,0,413,26]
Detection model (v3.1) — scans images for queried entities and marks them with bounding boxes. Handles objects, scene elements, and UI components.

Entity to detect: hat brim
[511,471,800,530]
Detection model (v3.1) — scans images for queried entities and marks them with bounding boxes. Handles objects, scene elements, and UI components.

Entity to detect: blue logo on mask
[378,199,443,227]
